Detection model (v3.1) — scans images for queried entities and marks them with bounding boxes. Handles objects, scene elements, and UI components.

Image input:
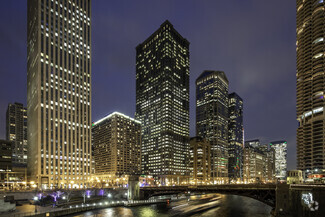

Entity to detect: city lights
[0,1,324,216]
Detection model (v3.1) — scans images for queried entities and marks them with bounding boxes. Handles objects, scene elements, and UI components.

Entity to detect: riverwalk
[1,199,167,217]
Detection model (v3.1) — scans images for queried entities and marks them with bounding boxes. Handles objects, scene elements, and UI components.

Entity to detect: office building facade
[243,144,265,183]
[92,112,141,185]
[0,140,13,172]
[228,92,243,182]
[6,103,28,168]
[196,70,229,183]
[296,0,325,174]
[136,20,190,185]
[189,137,211,185]
[270,141,287,180]
[27,0,92,188]
[243,143,275,183]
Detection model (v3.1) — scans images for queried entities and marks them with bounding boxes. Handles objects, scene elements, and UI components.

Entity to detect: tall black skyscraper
[6,102,28,168]
[136,20,190,185]
[228,93,243,182]
[196,70,229,183]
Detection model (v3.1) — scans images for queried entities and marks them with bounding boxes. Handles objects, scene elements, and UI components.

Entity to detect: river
[67,194,272,217]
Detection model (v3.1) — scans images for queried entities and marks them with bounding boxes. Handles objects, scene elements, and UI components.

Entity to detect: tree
[49,190,64,207]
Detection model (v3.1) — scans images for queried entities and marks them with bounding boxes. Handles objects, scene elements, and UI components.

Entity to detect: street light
[33,196,38,213]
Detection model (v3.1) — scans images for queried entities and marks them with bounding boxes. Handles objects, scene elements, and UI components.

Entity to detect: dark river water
[67,194,272,217]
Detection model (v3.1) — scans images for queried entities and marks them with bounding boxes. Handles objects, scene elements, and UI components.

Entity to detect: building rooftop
[93,112,141,126]
[196,70,229,84]
[136,19,189,50]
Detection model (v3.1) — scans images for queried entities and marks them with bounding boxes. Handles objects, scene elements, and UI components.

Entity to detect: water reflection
[68,194,272,217]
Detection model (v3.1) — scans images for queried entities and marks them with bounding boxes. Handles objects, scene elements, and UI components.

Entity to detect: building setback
[189,137,211,185]
[27,0,92,188]
[92,112,141,184]
[228,92,243,182]
[135,20,190,185]
[296,0,325,174]
[196,70,229,183]
[270,141,287,181]
[6,103,28,168]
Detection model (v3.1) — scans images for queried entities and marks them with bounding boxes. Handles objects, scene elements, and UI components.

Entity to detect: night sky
[0,1,296,169]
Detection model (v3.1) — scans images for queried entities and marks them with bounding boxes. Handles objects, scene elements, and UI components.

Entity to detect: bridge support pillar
[128,175,140,200]
[274,184,325,217]
[274,184,291,216]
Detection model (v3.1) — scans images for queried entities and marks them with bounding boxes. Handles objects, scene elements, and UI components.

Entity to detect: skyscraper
[228,93,243,182]
[6,103,28,168]
[136,20,190,185]
[92,112,141,186]
[27,0,92,189]
[270,141,287,181]
[196,70,229,183]
[296,0,325,174]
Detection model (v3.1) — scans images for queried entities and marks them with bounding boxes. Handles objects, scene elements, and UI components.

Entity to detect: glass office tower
[196,70,229,183]
[228,93,243,182]
[136,20,190,185]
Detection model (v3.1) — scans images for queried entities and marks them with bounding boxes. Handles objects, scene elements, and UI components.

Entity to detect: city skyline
[0,1,296,169]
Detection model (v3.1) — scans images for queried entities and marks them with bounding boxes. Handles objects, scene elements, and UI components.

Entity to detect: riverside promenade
[1,199,167,217]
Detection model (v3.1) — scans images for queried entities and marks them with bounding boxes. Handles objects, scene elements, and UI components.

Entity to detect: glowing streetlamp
[33,196,38,213]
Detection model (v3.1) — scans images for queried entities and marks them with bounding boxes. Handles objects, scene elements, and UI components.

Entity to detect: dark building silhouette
[296,0,325,175]
[196,70,229,183]
[228,93,243,182]
[0,140,13,172]
[6,102,27,168]
[135,20,190,185]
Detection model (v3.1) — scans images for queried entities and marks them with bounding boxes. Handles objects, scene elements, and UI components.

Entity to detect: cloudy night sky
[0,1,296,169]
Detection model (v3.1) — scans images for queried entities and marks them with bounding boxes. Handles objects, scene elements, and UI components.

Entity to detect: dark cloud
[0,0,297,169]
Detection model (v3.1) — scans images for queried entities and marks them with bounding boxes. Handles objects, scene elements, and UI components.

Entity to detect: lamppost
[83,190,90,203]
[33,196,38,213]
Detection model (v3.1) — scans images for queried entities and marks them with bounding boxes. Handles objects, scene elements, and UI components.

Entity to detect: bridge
[136,184,325,217]
[140,184,276,207]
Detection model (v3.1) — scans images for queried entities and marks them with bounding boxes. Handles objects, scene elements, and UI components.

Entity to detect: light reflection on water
[68,194,272,217]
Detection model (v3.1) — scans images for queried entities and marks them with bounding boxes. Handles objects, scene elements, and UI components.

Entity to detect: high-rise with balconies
[136,20,190,185]
[296,0,325,175]
[27,0,92,189]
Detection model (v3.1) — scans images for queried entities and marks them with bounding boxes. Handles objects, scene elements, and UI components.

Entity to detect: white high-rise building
[270,141,287,180]
[27,0,92,189]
